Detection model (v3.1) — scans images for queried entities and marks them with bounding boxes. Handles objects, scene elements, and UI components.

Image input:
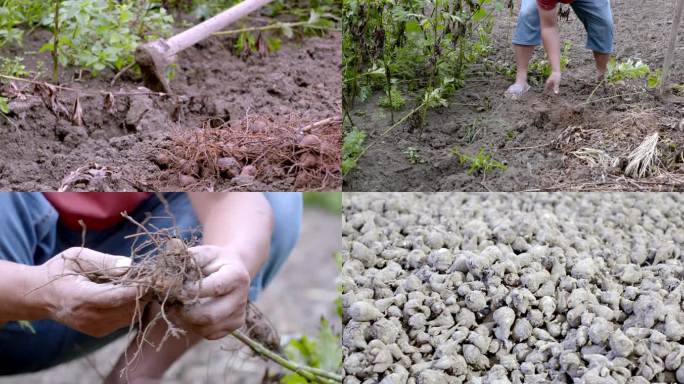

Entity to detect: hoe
[135,0,273,93]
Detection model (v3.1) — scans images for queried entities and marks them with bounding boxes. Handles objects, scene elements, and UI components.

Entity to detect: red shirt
[537,0,574,10]
[43,192,151,230]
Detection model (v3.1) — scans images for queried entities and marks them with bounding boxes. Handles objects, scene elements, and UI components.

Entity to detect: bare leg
[505,44,535,98]
[539,5,561,94]
[593,51,610,78]
[514,44,535,86]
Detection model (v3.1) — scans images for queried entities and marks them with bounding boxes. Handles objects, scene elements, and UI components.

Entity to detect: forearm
[539,7,561,73]
[0,261,46,323]
[188,192,273,277]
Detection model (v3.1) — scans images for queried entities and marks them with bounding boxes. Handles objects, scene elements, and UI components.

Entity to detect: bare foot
[505,82,531,100]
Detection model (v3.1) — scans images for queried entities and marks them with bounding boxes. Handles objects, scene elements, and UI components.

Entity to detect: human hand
[29,247,137,337]
[169,245,251,340]
[545,71,561,95]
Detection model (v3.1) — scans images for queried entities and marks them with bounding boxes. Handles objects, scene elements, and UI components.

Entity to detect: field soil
[344,0,684,191]
[0,24,341,191]
[0,208,341,384]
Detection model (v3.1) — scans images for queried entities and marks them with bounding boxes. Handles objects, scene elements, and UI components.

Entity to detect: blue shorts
[512,0,614,54]
[0,192,302,375]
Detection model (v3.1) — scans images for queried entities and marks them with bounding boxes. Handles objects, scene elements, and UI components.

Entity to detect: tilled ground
[0,25,341,191]
[344,0,684,192]
[0,208,341,384]
[342,192,684,383]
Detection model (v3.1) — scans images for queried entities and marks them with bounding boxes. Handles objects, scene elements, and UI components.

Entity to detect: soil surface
[344,0,684,192]
[0,24,341,191]
[0,208,341,384]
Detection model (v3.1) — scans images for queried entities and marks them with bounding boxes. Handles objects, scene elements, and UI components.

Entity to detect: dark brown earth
[344,0,684,192]
[0,26,341,191]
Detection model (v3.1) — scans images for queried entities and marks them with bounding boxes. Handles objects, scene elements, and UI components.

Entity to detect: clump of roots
[79,209,204,376]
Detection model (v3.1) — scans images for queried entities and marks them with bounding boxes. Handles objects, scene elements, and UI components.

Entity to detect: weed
[0,57,28,80]
[673,83,684,95]
[505,129,517,142]
[378,86,405,110]
[529,40,572,81]
[606,58,650,83]
[282,317,342,384]
[342,127,366,175]
[464,117,487,144]
[452,147,506,175]
[403,146,423,165]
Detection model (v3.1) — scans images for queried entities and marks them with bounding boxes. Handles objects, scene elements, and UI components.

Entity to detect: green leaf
[17,320,35,333]
[315,318,342,373]
[0,96,9,114]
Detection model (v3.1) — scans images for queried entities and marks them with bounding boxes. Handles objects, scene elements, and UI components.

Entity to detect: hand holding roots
[77,212,340,382]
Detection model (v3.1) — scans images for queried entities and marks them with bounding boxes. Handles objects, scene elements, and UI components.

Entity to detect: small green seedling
[403,147,424,164]
[452,147,506,175]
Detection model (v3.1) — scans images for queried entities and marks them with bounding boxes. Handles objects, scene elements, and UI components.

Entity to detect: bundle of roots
[158,114,342,190]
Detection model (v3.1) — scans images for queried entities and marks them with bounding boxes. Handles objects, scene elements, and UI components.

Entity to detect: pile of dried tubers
[341,193,684,384]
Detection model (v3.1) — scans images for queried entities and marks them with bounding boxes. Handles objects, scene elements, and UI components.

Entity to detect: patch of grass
[452,147,506,175]
[303,192,341,214]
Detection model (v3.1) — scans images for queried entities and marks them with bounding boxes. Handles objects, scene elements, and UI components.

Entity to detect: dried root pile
[341,193,684,384]
[156,114,342,190]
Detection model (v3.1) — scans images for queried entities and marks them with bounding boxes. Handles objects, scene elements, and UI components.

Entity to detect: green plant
[403,146,423,164]
[342,127,366,175]
[606,58,650,83]
[303,192,341,214]
[0,96,9,114]
[452,147,506,175]
[39,0,173,75]
[281,317,342,384]
[342,0,502,126]
[529,40,572,79]
[378,86,405,110]
[0,57,28,79]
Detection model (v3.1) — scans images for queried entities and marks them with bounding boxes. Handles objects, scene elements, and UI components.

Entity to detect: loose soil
[344,0,684,192]
[0,24,341,191]
[0,208,341,384]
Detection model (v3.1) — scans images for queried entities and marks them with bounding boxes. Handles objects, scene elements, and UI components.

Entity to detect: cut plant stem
[229,329,342,383]
[52,0,61,83]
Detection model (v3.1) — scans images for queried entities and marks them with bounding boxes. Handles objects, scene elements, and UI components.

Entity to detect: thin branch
[229,330,342,383]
